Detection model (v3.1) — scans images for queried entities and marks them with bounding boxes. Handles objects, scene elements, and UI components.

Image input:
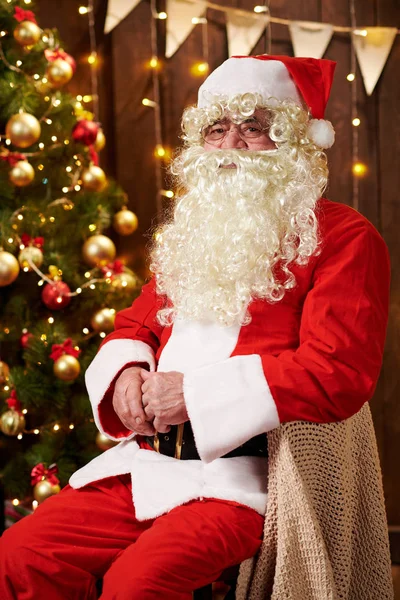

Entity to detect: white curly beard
[150,145,325,327]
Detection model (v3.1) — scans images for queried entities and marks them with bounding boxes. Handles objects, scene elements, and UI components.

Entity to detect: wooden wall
[36,0,400,526]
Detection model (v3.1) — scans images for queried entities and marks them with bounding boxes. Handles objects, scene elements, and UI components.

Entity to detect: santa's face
[151,100,327,327]
[202,109,276,154]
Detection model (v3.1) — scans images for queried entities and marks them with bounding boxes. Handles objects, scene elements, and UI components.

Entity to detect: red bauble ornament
[41,281,71,310]
[20,330,33,349]
[72,120,99,146]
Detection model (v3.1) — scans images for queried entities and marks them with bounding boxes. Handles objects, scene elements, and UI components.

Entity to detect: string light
[62,186,69,193]
[53,424,60,431]
[353,29,367,37]
[5,138,11,145]
[7,237,13,243]
[99,332,106,338]
[17,434,23,440]
[191,61,209,76]
[32,500,38,510]
[49,216,55,222]
[83,95,92,103]
[38,142,45,149]
[76,95,83,101]
[156,12,167,19]
[254,5,268,12]
[142,98,157,108]
[161,189,174,198]
[16,60,22,67]
[352,117,361,127]
[88,52,97,65]
[352,162,368,177]
[69,424,75,430]
[12,499,19,506]
[79,6,89,14]
[149,56,159,69]
[154,144,166,158]
[192,17,207,24]
[74,184,81,191]
[48,317,54,324]
[22,409,28,415]
[88,224,96,231]
[82,328,89,334]
[34,429,40,434]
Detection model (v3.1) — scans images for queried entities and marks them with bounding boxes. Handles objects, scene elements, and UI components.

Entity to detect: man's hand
[141,370,188,434]
[113,366,156,435]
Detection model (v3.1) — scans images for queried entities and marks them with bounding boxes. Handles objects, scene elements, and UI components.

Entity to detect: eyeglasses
[202,118,268,145]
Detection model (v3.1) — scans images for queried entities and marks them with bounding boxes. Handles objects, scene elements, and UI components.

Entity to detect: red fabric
[97,199,390,439]
[233,55,336,119]
[0,476,263,600]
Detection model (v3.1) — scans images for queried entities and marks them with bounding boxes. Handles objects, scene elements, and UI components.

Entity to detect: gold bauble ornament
[9,161,35,187]
[6,113,41,149]
[13,21,41,47]
[18,246,43,272]
[96,431,118,451]
[113,208,138,236]
[111,269,138,293]
[91,308,116,333]
[94,129,106,152]
[0,251,20,287]
[53,355,81,382]
[0,409,26,436]
[33,479,61,504]
[81,165,107,192]
[46,58,73,88]
[0,361,10,384]
[82,235,116,267]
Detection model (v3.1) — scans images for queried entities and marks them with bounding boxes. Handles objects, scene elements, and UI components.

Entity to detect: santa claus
[0,56,391,599]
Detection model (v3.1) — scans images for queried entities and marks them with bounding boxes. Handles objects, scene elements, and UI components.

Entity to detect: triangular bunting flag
[352,27,397,95]
[105,0,142,34]
[226,13,269,57]
[289,21,333,59]
[166,0,206,59]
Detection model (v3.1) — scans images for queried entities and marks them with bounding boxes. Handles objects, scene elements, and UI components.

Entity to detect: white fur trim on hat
[198,58,303,109]
[307,119,335,149]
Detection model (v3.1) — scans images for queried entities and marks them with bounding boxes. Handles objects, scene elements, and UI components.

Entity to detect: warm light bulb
[161,189,174,198]
[346,73,355,82]
[83,95,92,103]
[85,271,91,278]
[41,334,47,341]
[79,6,89,14]
[74,184,81,191]
[49,216,55,222]
[352,118,361,127]
[56,296,63,303]
[34,428,40,434]
[16,60,22,67]
[62,187,69,193]
[38,164,44,171]
[22,409,28,415]
[142,98,157,107]
[88,52,97,65]
[33,74,40,80]
[51,135,58,142]
[157,12,167,19]
[254,5,268,12]
[88,224,96,231]
[352,162,368,177]
[48,317,54,324]
[191,62,209,76]
[83,328,89,334]
[17,434,23,440]
[12,499,20,506]
[192,17,207,24]
[39,142,45,149]
[7,237,13,243]
[53,424,60,431]
[154,144,166,158]
[100,332,106,338]
[149,56,159,69]
[90,284,96,290]
[69,424,75,429]
[76,287,82,294]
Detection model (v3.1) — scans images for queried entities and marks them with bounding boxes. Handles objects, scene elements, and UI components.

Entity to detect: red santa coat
[70,199,390,520]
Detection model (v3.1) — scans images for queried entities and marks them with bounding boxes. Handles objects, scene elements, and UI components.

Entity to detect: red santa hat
[197,54,336,149]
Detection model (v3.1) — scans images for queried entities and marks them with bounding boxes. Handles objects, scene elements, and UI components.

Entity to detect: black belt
[145,422,268,460]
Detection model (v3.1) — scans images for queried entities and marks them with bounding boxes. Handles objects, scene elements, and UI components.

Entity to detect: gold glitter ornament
[13,21,41,47]
[0,409,25,436]
[113,208,138,236]
[53,355,81,382]
[9,161,35,186]
[111,269,138,293]
[33,479,61,503]
[82,235,116,267]
[0,251,20,287]
[46,58,73,88]
[81,165,107,192]
[94,129,106,152]
[0,361,10,384]
[18,246,43,271]
[96,432,118,451]
[91,308,116,333]
[6,113,41,148]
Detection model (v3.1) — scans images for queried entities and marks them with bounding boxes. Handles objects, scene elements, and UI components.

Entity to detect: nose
[220,127,247,149]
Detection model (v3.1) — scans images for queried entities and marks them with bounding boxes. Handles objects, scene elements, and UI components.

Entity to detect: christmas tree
[0,0,141,512]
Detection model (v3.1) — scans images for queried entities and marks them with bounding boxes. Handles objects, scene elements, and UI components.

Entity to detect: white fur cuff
[85,338,156,438]
[183,354,280,463]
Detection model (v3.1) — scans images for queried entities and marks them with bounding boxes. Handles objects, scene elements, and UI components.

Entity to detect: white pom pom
[307,119,335,149]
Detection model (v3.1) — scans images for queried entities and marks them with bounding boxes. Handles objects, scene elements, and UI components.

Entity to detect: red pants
[0,474,264,599]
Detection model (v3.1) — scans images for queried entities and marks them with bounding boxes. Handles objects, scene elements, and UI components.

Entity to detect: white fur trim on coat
[69,442,268,521]
[184,354,280,464]
[85,338,156,440]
